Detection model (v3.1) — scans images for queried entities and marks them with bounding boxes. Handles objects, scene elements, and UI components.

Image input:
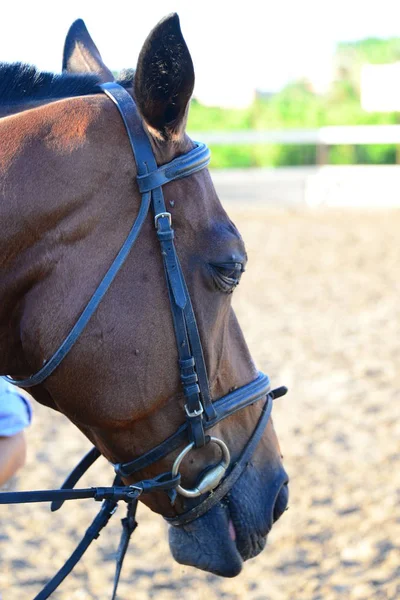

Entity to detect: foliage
[187,38,400,168]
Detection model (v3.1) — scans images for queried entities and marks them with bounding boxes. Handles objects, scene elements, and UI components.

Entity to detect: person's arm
[0,431,27,486]
[0,381,32,486]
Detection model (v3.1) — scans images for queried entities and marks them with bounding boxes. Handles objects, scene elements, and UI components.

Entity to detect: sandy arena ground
[0,207,399,600]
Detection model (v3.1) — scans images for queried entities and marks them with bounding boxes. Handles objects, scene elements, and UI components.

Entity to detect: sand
[1,207,399,600]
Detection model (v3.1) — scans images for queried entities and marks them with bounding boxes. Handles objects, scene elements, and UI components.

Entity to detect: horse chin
[168,465,289,577]
[168,503,244,577]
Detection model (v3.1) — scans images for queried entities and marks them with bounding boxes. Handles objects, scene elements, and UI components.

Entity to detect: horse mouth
[227,479,289,562]
[168,474,289,577]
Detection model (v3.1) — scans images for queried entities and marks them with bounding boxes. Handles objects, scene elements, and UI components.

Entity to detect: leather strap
[136,142,210,192]
[115,372,274,477]
[2,85,210,390]
[51,446,101,512]
[34,498,118,600]
[100,83,212,449]
[0,473,181,505]
[111,501,138,600]
[3,190,151,388]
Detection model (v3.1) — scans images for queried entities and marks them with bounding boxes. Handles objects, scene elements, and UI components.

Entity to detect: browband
[136,142,210,193]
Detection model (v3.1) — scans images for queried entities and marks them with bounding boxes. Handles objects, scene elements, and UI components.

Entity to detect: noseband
[1,83,287,599]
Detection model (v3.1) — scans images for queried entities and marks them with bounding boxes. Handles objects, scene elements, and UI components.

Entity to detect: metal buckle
[154,212,172,229]
[128,484,143,497]
[184,402,204,418]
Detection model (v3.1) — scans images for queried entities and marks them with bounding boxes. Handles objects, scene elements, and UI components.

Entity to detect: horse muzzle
[168,463,289,576]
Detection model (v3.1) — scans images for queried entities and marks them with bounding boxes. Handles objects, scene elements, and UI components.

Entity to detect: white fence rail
[211,165,400,208]
[189,125,400,146]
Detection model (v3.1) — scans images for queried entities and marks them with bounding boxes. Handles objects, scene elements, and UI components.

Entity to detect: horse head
[0,14,288,577]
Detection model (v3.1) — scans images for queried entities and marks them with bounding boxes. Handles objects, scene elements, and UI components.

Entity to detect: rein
[0,83,288,599]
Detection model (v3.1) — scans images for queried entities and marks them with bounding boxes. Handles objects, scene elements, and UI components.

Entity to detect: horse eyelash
[208,262,244,294]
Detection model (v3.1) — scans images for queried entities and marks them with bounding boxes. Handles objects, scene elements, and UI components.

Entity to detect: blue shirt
[0,379,32,437]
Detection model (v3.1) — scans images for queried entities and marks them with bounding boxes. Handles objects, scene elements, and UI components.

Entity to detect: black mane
[0,62,103,105]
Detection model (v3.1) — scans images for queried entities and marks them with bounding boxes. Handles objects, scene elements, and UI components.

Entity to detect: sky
[1,0,400,107]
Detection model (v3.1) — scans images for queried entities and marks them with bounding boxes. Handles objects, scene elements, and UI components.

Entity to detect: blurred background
[0,1,399,599]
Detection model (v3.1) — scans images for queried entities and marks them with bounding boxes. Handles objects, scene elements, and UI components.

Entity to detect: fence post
[316,143,329,165]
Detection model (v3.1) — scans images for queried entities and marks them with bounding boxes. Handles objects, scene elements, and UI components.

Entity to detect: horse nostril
[273,481,289,523]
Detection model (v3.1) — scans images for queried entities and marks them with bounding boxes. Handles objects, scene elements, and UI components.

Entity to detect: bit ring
[172,436,230,498]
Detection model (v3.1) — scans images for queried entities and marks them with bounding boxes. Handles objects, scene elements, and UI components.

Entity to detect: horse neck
[0,99,50,119]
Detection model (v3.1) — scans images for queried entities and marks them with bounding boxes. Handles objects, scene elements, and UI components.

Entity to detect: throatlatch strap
[3,190,151,388]
[2,84,209,390]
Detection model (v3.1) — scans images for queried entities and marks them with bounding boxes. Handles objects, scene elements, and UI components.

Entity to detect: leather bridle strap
[114,372,274,477]
[34,497,119,600]
[50,446,101,512]
[0,473,179,600]
[136,143,212,192]
[0,473,181,505]
[111,501,138,600]
[48,376,282,510]
[100,82,214,448]
[3,191,151,388]
[32,475,138,600]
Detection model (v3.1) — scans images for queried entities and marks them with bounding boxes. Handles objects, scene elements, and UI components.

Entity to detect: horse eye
[209,262,244,293]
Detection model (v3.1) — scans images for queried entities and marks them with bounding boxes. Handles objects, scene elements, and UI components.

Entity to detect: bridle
[0,83,287,599]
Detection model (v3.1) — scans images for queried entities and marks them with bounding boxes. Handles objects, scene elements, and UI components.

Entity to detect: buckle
[184,402,204,418]
[128,484,143,497]
[154,212,172,229]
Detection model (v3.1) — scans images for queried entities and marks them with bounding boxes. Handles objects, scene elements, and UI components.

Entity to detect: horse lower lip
[228,519,236,541]
[168,504,243,577]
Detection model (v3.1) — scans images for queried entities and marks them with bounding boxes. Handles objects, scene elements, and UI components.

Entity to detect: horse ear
[62,19,115,83]
[134,13,194,140]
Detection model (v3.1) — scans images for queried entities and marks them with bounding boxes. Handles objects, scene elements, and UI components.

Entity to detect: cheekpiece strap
[100,83,212,449]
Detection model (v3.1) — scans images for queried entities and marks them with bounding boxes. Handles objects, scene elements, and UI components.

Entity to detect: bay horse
[0,14,288,580]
